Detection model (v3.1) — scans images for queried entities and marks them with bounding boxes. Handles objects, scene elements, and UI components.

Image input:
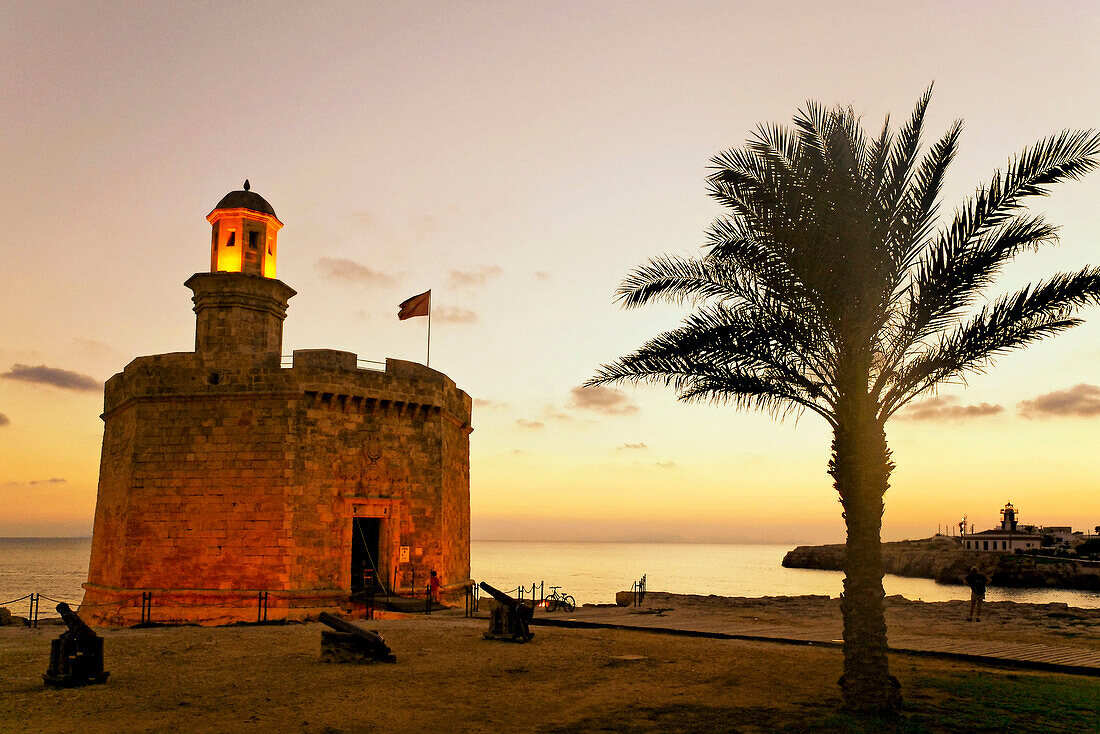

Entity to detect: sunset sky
[2,1,1099,543]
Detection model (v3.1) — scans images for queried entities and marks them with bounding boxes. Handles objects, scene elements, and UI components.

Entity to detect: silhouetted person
[429,570,440,604]
[965,566,989,621]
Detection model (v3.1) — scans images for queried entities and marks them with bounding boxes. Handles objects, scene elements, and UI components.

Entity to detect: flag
[398,290,431,320]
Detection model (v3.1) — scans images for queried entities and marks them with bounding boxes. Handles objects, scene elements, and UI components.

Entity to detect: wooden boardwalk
[528,608,1100,676]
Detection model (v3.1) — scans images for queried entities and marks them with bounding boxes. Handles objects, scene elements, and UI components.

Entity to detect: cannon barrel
[318,613,387,645]
[478,581,522,609]
[56,603,96,638]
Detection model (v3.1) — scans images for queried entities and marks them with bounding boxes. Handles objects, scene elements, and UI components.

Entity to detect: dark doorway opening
[351,517,381,595]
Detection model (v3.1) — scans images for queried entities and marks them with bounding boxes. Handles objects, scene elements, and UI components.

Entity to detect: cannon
[479,581,534,643]
[43,603,110,687]
[318,612,397,663]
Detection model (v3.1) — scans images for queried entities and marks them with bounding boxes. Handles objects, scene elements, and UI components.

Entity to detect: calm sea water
[3,538,1098,617]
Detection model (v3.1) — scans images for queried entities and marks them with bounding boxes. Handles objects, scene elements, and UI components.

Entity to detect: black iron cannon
[479,581,534,643]
[318,612,397,663]
[43,603,110,687]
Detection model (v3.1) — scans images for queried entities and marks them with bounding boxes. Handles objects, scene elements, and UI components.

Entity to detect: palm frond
[614,254,743,309]
[879,85,933,220]
[892,119,963,270]
[882,267,1100,417]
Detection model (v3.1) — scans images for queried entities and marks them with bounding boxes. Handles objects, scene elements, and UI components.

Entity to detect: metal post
[29,593,37,628]
[425,584,431,614]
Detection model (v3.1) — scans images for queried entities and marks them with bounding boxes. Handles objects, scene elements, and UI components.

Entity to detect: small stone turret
[189,182,296,361]
[207,180,283,278]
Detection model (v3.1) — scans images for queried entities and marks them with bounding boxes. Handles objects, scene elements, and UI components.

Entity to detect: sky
[2,1,1099,543]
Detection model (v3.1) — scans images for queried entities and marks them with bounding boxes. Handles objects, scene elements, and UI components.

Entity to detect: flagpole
[426,293,432,367]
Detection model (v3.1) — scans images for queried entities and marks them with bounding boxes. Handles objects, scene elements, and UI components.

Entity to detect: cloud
[515,419,545,429]
[568,385,639,415]
[474,398,509,410]
[0,413,8,426]
[654,461,677,469]
[1019,383,1100,418]
[410,214,439,240]
[2,477,66,486]
[315,257,397,285]
[897,396,1003,421]
[535,271,551,281]
[544,407,573,422]
[448,266,502,288]
[618,442,648,450]
[1,364,101,392]
[72,339,123,361]
[434,306,477,324]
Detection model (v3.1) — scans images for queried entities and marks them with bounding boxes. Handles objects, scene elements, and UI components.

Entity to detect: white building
[962,502,1042,552]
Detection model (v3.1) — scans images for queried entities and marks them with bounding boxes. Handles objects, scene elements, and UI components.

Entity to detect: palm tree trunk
[829,407,902,715]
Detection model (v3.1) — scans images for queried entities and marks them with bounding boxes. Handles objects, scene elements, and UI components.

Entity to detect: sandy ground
[620,592,1100,649]
[0,596,1097,733]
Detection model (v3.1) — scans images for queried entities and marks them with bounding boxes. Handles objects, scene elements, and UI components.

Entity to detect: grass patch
[904,672,1100,732]
[542,673,1100,733]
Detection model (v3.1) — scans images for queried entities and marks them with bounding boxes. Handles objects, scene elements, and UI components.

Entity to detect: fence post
[425,584,431,614]
[29,593,37,628]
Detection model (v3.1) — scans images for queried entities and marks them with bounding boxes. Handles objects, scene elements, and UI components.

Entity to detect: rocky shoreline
[782,536,1100,590]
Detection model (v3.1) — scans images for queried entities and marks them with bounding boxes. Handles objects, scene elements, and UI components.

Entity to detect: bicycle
[543,586,575,613]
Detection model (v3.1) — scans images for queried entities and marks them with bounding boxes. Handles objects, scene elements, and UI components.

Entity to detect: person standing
[428,570,440,605]
[965,566,989,621]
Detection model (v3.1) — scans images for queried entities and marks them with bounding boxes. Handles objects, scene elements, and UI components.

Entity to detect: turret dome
[211,180,278,219]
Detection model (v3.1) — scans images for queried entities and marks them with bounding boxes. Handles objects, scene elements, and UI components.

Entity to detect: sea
[3,537,1099,618]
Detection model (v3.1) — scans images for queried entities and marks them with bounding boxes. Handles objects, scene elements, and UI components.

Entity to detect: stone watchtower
[81,184,473,625]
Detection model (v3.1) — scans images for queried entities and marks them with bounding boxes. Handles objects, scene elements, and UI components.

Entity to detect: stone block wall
[82,342,472,625]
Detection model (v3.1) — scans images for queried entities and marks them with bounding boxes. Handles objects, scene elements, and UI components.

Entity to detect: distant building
[80,184,473,625]
[962,502,1041,552]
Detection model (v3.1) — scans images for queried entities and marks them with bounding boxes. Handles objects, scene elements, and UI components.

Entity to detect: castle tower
[81,185,472,626]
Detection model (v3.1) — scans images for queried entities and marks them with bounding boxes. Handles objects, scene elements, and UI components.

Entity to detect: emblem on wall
[335,437,409,495]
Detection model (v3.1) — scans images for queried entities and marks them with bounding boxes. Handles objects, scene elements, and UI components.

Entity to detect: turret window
[248,231,259,249]
[226,231,236,247]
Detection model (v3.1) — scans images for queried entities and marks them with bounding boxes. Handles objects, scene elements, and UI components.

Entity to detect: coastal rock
[0,607,10,625]
[783,537,1100,590]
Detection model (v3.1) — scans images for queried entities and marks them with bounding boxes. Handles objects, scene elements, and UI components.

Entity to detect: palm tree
[589,89,1100,715]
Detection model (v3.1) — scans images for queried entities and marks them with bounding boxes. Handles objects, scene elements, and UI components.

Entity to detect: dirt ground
[1,599,1098,734]
[627,592,1100,649]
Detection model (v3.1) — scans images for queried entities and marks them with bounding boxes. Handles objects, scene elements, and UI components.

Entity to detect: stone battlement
[103,351,471,427]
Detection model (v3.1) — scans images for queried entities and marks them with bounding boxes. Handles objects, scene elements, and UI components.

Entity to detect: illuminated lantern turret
[185,182,295,360]
[207,180,283,278]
